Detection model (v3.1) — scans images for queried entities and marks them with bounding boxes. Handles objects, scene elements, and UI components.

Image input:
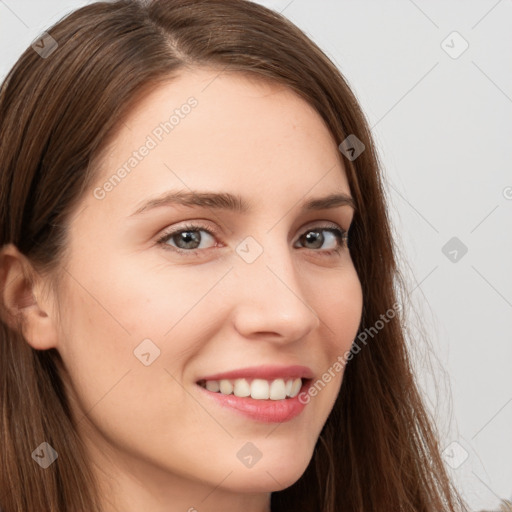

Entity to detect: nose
[230,238,321,343]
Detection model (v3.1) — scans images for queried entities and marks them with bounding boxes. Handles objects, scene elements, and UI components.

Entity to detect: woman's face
[54,68,363,507]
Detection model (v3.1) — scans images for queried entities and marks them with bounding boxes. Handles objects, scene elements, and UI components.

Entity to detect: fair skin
[1,68,363,512]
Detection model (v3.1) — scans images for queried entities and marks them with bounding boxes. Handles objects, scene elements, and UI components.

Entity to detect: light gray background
[1,1,511,509]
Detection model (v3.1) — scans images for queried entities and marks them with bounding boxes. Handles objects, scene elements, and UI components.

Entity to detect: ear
[0,243,59,350]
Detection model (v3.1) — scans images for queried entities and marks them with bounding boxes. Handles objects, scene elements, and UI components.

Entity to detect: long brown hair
[0,1,469,510]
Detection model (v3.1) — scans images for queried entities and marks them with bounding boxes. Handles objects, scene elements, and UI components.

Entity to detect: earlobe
[0,243,59,350]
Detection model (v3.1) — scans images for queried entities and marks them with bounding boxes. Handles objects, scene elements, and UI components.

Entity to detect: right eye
[156,223,219,256]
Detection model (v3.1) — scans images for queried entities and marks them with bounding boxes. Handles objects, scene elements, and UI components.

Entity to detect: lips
[195,364,315,382]
[196,376,313,423]
[194,365,315,422]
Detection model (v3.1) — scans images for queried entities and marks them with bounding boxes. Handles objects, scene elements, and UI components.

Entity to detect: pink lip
[196,378,313,423]
[196,364,314,382]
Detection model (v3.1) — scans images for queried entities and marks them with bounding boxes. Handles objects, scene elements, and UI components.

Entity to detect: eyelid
[156,220,221,243]
[156,219,350,255]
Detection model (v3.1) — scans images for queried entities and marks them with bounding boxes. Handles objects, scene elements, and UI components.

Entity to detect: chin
[224,450,313,493]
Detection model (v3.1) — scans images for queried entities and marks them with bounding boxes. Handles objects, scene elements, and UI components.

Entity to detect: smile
[197,377,303,400]
[196,377,313,423]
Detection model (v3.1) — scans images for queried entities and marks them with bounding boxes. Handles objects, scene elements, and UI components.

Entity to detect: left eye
[295,227,347,252]
[157,223,348,255]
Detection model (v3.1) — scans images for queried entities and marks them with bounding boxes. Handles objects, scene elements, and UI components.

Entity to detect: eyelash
[156,222,349,258]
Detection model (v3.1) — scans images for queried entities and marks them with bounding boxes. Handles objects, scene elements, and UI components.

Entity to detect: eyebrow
[129,190,356,217]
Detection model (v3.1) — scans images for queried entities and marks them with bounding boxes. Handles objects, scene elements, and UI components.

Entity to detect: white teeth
[233,378,251,397]
[206,380,220,392]
[269,378,287,400]
[250,379,269,399]
[200,377,303,400]
[219,379,233,395]
[289,378,302,398]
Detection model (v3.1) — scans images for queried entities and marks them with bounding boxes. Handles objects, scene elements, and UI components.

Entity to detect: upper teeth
[200,378,303,400]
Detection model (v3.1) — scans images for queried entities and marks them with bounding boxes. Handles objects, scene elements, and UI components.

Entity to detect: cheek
[55,266,198,453]
[55,255,223,407]
[295,266,362,412]
[316,266,363,352]
[55,280,135,418]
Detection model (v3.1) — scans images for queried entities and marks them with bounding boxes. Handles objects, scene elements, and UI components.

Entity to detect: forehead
[83,67,350,219]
